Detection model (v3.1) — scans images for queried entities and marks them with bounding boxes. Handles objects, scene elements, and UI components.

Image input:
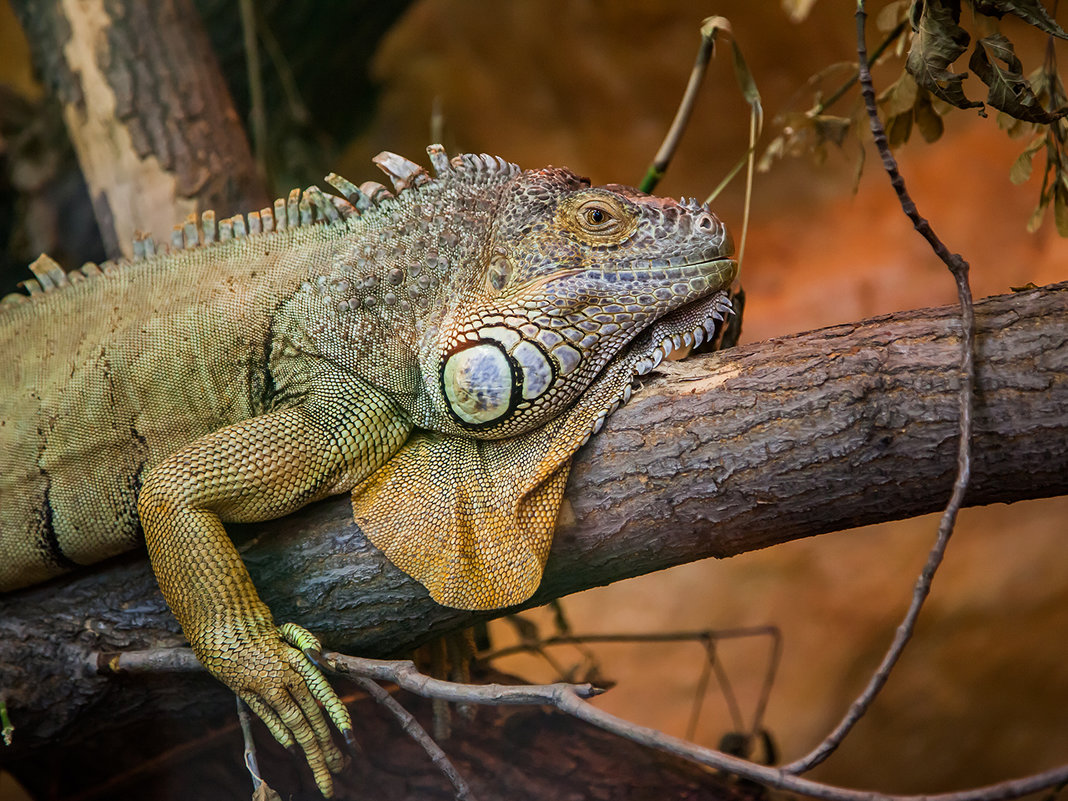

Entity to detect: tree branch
[89,651,1068,801]
[2,282,1067,750]
[9,0,267,258]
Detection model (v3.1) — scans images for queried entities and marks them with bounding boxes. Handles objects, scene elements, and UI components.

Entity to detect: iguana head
[436,164,736,438]
[351,147,737,611]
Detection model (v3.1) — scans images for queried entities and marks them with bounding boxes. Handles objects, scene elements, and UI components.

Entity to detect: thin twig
[480,625,780,661]
[640,23,716,192]
[353,676,477,801]
[235,695,267,794]
[773,21,904,127]
[93,646,202,673]
[332,654,1066,801]
[482,625,780,746]
[326,653,604,705]
[709,647,745,735]
[555,684,1068,801]
[811,18,908,117]
[91,647,1068,801]
[427,635,452,740]
[782,1,976,775]
[256,14,311,126]
[750,622,782,747]
[496,616,580,680]
[685,642,715,741]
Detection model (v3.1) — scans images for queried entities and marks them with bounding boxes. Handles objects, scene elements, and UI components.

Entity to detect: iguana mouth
[629,253,737,371]
[580,271,736,443]
[633,286,736,374]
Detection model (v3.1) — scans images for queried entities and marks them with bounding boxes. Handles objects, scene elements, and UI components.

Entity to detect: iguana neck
[271,161,516,432]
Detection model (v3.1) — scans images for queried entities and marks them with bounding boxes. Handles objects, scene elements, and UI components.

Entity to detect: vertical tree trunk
[10,0,267,259]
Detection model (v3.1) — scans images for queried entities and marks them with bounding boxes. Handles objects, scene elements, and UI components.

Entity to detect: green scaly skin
[0,145,736,795]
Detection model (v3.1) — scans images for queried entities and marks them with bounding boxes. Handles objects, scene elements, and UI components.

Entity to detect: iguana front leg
[137,386,410,797]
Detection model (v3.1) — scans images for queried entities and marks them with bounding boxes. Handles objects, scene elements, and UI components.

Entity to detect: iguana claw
[229,625,351,797]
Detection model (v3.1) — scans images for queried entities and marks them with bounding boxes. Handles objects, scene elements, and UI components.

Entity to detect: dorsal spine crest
[0,145,518,310]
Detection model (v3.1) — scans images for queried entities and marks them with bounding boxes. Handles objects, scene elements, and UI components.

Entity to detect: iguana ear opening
[350,431,571,611]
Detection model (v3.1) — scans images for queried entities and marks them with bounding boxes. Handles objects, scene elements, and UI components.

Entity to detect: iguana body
[0,146,735,795]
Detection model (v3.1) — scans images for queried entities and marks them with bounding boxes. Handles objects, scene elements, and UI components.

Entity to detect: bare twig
[94,646,202,673]
[427,636,452,740]
[353,676,476,801]
[556,686,1068,801]
[772,19,906,126]
[811,18,908,118]
[481,626,778,661]
[685,641,716,740]
[91,647,1068,801]
[639,21,717,193]
[782,1,976,775]
[325,653,605,705]
[481,625,781,747]
[709,646,745,733]
[256,14,311,126]
[496,613,596,681]
[235,695,269,796]
[326,653,1067,801]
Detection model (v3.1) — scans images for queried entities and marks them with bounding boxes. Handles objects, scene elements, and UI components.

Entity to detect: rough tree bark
[9,0,267,258]
[2,281,1065,754]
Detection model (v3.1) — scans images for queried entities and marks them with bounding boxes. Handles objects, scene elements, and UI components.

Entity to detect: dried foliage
[766,0,1068,233]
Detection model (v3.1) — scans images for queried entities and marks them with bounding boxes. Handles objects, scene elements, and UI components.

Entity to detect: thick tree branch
[1,282,1066,750]
[9,0,267,258]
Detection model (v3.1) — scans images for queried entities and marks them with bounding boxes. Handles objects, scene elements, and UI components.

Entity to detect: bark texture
[10,0,266,258]
[1,282,1066,753]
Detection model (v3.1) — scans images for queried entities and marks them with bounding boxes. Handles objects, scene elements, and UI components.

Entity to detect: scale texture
[0,145,735,795]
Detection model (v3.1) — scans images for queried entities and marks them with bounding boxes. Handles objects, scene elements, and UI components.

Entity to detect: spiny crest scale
[373,151,430,192]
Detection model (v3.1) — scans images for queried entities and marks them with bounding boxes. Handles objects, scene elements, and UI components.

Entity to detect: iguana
[0,145,736,796]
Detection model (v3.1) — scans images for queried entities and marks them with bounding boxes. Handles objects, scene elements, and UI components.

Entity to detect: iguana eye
[559,192,638,244]
[578,201,618,232]
[442,341,516,426]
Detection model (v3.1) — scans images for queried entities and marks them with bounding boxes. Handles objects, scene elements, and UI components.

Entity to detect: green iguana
[0,145,736,795]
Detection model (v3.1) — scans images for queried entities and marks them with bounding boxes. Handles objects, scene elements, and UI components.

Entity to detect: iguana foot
[201,623,352,797]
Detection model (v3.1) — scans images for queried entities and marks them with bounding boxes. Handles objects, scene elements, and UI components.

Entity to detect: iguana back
[0,150,516,590]
[0,211,355,587]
